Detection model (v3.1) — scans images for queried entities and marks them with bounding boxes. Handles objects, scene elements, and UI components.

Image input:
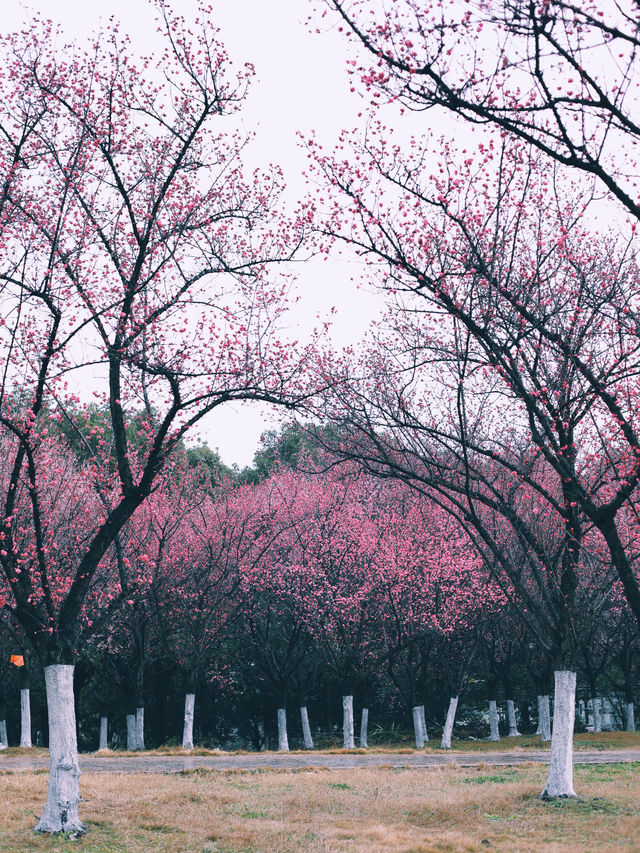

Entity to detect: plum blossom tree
[0,5,315,832]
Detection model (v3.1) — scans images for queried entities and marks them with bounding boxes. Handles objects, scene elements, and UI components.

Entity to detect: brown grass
[0,761,639,852]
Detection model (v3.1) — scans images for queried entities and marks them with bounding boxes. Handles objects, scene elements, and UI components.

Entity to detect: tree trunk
[277,707,289,752]
[20,687,32,747]
[359,707,368,748]
[537,694,551,742]
[412,705,425,748]
[0,719,7,748]
[35,665,84,834]
[342,695,355,749]
[441,696,458,749]
[506,699,521,736]
[419,705,428,742]
[626,702,636,732]
[126,714,137,750]
[136,707,145,750]
[488,699,500,741]
[98,716,108,751]
[182,693,195,750]
[591,696,602,733]
[540,670,577,799]
[300,706,314,749]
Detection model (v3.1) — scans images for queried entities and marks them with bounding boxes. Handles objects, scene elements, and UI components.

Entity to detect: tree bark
[126,714,137,750]
[98,716,108,751]
[0,719,7,748]
[419,705,428,742]
[488,699,500,741]
[136,707,145,750]
[300,706,314,749]
[20,688,32,748]
[537,694,551,742]
[35,665,84,834]
[412,705,425,748]
[342,695,355,749]
[182,693,195,750]
[540,670,577,799]
[626,702,636,732]
[506,699,521,736]
[591,697,602,733]
[441,696,458,749]
[277,707,289,752]
[359,707,368,748]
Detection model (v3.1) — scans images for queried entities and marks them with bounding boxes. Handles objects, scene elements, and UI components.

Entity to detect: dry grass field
[1,760,639,852]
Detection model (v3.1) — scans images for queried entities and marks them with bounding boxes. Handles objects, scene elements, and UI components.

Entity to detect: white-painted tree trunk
[136,707,145,750]
[0,719,7,748]
[441,696,458,749]
[538,694,551,741]
[360,707,368,748]
[412,705,425,748]
[182,693,195,750]
[300,706,314,749]
[277,707,289,752]
[35,665,84,833]
[488,700,500,741]
[592,697,602,733]
[126,714,137,750]
[20,687,32,747]
[419,705,428,742]
[98,717,108,751]
[540,670,577,799]
[342,695,355,749]
[506,699,521,736]
[626,702,636,732]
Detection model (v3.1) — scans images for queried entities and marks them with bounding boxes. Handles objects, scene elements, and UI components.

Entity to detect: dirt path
[3,748,640,774]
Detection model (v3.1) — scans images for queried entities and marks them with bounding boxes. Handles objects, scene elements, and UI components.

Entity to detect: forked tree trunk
[419,705,428,742]
[342,695,355,749]
[35,665,84,834]
[360,707,369,748]
[126,714,137,750]
[0,719,7,748]
[626,702,636,732]
[506,699,521,736]
[488,699,500,741]
[591,697,602,733]
[441,696,458,749]
[540,670,577,799]
[277,708,289,752]
[20,688,32,747]
[136,707,145,750]
[537,694,551,742]
[182,693,195,750]
[300,706,314,749]
[412,705,425,748]
[98,716,108,751]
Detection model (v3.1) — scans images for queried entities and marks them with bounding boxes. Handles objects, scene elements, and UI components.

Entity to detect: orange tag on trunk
[9,655,24,667]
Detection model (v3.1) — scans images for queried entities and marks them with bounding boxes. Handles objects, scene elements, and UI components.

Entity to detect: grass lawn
[1,760,639,852]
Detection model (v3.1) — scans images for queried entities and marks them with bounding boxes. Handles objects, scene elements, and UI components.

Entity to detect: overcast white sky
[4,0,386,468]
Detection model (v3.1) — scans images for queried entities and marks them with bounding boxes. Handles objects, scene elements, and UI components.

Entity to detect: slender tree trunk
[0,719,7,748]
[488,699,500,741]
[412,705,425,748]
[98,716,108,751]
[20,688,32,747]
[182,693,195,750]
[35,666,84,834]
[126,714,137,750]
[440,696,458,749]
[540,670,577,799]
[277,708,289,752]
[506,699,521,736]
[359,707,368,748]
[342,695,355,749]
[300,706,314,749]
[537,695,551,742]
[591,697,602,733]
[419,705,428,742]
[626,702,636,732]
[136,707,145,750]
